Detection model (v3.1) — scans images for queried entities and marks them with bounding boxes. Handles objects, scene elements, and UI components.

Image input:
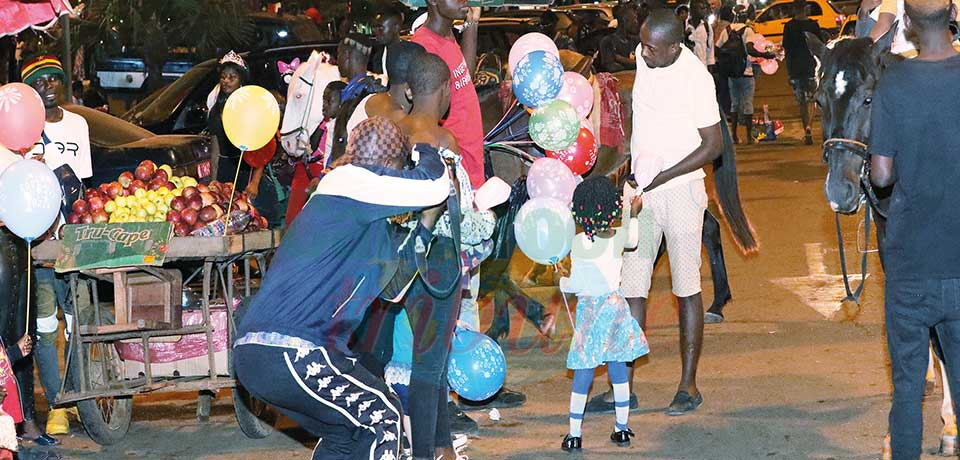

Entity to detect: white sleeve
[76,118,93,179]
[693,64,721,129]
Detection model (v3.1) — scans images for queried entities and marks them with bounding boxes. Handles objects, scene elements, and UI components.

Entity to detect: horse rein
[278,63,323,151]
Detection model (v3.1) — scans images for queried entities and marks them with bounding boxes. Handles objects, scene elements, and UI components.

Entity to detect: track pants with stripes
[235,343,402,460]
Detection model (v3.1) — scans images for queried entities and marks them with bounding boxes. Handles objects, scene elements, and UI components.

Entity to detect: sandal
[666,390,703,416]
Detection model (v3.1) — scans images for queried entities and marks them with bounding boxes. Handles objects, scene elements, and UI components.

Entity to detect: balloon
[0,83,45,151]
[222,85,281,151]
[512,51,564,108]
[760,59,779,75]
[529,99,580,151]
[447,328,507,401]
[546,126,598,176]
[527,157,576,203]
[474,176,511,211]
[508,32,560,73]
[556,72,593,119]
[514,197,575,265]
[580,116,595,136]
[0,159,62,241]
[243,135,276,168]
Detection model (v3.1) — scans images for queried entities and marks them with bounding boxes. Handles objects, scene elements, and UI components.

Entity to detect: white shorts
[621,179,708,299]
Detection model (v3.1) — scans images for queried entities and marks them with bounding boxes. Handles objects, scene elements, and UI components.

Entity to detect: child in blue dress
[560,176,649,451]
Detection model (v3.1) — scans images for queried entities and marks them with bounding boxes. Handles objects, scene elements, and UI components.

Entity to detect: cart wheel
[197,390,215,422]
[69,342,133,445]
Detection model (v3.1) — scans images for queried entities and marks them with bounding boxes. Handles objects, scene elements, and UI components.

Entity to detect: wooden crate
[114,268,183,329]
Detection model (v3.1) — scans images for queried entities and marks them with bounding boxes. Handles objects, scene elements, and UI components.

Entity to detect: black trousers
[885,278,960,460]
[235,344,402,460]
[0,227,35,422]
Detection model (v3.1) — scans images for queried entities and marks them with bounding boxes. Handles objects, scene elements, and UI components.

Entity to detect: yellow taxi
[751,0,847,43]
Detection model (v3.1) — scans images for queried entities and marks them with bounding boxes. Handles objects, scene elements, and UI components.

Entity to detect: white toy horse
[279,50,341,159]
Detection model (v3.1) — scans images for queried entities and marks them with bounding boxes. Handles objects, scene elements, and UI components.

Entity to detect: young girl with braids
[560,176,649,452]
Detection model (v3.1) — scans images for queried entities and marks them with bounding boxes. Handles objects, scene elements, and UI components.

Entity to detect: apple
[188,195,203,210]
[66,213,81,225]
[138,160,157,175]
[106,182,122,199]
[130,179,146,193]
[148,177,166,191]
[159,164,173,177]
[174,222,190,237]
[88,196,105,212]
[104,200,117,214]
[180,208,198,226]
[92,210,109,224]
[135,165,152,182]
[182,186,198,199]
[98,183,111,197]
[72,199,88,215]
[170,196,187,212]
[196,184,210,194]
[166,210,181,223]
[199,192,215,208]
[165,181,176,191]
[121,187,132,197]
[118,171,134,188]
[233,199,250,213]
[80,213,94,224]
[152,168,169,183]
[199,206,218,223]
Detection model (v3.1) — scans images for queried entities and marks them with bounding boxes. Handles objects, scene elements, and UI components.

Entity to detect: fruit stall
[32,160,277,445]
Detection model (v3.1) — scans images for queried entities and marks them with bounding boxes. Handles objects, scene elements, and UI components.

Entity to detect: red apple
[152,168,169,183]
[233,199,250,213]
[138,160,157,175]
[165,181,176,191]
[92,210,109,224]
[188,196,203,210]
[199,192,215,208]
[135,165,152,182]
[88,196,105,212]
[170,196,187,212]
[80,213,93,224]
[208,182,221,193]
[166,210,181,223]
[107,182,122,199]
[182,186,198,199]
[118,171,134,188]
[174,222,190,237]
[121,187,132,197]
[192,221,206,233]
[98,183,111,197]
[181,208,198,226]
[129,180,146,194]
[148,178,166,191]
[199,206,217,223]
[72,199,88,215]
[66,213,81,225]
[196,184,210,194]
[84,189,99,201]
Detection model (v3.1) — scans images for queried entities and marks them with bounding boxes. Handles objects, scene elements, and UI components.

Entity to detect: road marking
[771,243,868,318]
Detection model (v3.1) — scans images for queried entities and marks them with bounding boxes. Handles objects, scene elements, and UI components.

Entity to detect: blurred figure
[599,5,640,72]
[82,77,109,112]
[370,9,403,76]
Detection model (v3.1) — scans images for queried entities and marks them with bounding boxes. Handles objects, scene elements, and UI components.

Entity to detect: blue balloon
[447,328,507,401]
[511,50,564,108]
[0,159,62,241]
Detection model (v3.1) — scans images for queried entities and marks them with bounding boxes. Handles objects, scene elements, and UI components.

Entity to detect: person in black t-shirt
[782,0,824,145]
[599,5,640,73]
[870,0,960,457]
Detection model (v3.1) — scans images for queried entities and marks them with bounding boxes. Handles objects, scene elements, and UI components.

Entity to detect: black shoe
[584,392,638,414]
[804,129,814,145]
[666,390,703,416]
[610,428,635,447]
[460,388,526,409]
[18,433,59,446]
[561,434,582,452]
[448,401,479,436]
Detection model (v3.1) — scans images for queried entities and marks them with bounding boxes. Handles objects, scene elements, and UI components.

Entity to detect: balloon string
[558,264,581,349]
[224,148,245,234]
[25,239,31,337]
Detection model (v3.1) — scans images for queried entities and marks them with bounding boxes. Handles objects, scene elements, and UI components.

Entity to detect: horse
[806,28,958,456]
[279,51,341,160]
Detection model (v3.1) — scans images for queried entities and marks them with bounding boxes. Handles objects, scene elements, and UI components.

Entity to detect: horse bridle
[278,62,324,152]
[822,137,887,219]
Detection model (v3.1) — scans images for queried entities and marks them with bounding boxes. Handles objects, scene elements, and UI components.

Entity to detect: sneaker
[584,392,638,414]
[448,402,479,436]
[460,388,526,410]
[45,408,69,435]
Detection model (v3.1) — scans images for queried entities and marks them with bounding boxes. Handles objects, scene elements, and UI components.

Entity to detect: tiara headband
[219,50,247,70]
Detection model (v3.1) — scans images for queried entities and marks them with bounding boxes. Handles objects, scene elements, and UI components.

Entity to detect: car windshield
[129,60,216,126]
[289,17,325,42]
[65,104,154,147]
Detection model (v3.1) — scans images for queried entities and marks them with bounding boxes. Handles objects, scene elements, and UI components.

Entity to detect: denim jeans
[33,268,91,405]
[885,278,960,460]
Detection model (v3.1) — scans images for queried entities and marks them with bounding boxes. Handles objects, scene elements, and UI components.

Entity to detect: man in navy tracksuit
[235,117,452,460]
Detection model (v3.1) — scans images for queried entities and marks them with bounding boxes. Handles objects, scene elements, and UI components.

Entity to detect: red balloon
[305,7,322,25]
[545,127,597,176]
[0,83,45,151]
[243,135,276,168]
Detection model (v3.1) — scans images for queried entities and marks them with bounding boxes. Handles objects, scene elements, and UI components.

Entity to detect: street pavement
[41,70,953,460]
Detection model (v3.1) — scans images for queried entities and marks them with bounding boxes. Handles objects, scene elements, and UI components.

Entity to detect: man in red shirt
[411,0,486,189]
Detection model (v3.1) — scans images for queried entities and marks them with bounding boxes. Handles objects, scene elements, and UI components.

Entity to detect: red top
[412,26,486,189]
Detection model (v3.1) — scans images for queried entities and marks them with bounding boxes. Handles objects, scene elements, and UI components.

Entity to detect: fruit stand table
[31,226,281,445]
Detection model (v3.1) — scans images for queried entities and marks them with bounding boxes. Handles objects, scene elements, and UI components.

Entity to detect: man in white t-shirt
[622,10,723,416]
[22,54,92,439]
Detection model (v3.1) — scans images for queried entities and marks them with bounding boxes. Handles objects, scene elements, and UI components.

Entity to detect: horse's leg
[703,210,732,322]
[939,355,958,456]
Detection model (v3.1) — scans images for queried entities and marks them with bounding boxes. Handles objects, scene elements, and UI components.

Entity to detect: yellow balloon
[222,85,280,151]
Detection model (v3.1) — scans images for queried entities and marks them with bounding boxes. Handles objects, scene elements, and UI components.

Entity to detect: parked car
[752,0,846,42]
[64,104,214,186]
[122,43,338,136]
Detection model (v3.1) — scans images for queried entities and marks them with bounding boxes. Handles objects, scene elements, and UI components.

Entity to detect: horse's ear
[873,21,898,58]
[804,32,827,60]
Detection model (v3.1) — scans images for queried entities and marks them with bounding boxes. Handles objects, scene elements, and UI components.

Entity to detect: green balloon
[529,99,580,151]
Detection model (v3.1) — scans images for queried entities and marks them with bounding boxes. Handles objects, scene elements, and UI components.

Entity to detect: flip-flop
[666,390,703,416]
[704,312,724,324]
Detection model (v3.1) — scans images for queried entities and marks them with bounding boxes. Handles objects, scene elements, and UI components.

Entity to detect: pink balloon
[527,157,576,203]
[760,59,779,75]
[475,176,512,211]
[509,33,560,74]
[556,72,593,119]
[0,83,45,151]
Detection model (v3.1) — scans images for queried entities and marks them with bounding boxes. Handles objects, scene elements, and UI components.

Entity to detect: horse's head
[807,26,897,214]
[280,51,341,157]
